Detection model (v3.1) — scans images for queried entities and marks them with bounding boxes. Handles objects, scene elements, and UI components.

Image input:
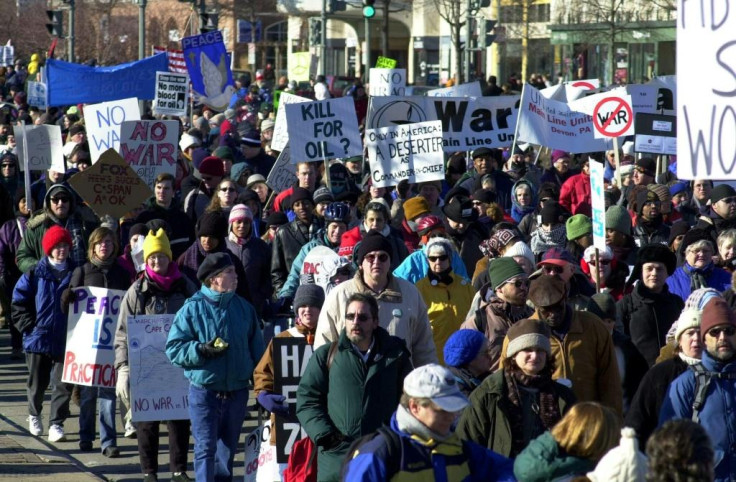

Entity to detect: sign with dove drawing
[181,31,235,112]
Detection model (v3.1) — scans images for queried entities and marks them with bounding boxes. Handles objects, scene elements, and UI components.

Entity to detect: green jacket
[513,431,596,482]
[296,326,412,482]
[456,370,576,458]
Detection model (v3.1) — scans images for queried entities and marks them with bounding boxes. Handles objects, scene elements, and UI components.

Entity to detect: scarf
[90,255,115,270]
[228,230,248,246]
[47,257,70,280]
[145,262,182,292]
[531,224,567,255]
[427,267,454,285]
[678,352,701,366]
[683,262,714,293]
[511,204,534,224]
[395,403,451,443]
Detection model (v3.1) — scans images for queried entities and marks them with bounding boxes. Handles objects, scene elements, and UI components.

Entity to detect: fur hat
[626,243,677,286]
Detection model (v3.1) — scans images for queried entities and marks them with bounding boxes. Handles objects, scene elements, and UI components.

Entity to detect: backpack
[689,363,736,422]
[339,426,403,479]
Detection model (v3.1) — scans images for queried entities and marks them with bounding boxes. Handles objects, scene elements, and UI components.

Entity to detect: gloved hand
[257,391,290,416]
[116,365,130,403]
[197,339,228,359]
[60,288,76,314]
[319,432,346,450]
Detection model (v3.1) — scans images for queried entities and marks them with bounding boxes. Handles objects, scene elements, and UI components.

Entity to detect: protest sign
[85,97,141,163]
[119,120,178,189]
[648,75,676,116]
[273,337,313,464]
[285,97,362,161]
[154,71,189,116]
[366,120,444,187]
[1,44,14,67]
[266,144,297,192]
[182,30,235,111]
[589,159,606,251]
[427,81,482,98]
[271,93,311,152]
[635,113,676,155]
[300,246,340,291]
[375,56,397,68]
[128,314,190,422]
[288,52,316,83]
[573,91,635,139]
[61,287,125,388]
[26,81,47,109]
[244,421,282,482]
[68,149,153,220]
[516,84,610,153]
[368,68,407,96]
[13,124,63,171]
[367,95,519,150]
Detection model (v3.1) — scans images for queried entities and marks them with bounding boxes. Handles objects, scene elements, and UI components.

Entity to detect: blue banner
[46,54,167,107]
[181,31,235,112]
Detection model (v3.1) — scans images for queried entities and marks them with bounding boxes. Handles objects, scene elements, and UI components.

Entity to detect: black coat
[134,198,195,260]
[612,330,649,416]
[271,219,313,293]
[448,222,491,276]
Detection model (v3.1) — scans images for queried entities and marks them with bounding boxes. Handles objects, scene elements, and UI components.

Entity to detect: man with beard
[694,184,736,246]
[632,189,670,247]
[660,297,736,482]
[443,195,490,275]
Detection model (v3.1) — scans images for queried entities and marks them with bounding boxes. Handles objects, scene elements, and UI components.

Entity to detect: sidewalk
[0,329,259,481]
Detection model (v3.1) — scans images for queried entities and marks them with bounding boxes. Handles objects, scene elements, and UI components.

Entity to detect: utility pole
[138,0,147,60]
[67,0,75,62]
[320,0,327,76]
[464,0,472,83]
[364,16,370,79]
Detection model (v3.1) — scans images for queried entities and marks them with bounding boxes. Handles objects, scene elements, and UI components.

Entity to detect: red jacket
[559,173,592,216]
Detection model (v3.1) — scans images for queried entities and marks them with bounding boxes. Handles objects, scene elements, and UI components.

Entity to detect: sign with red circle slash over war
[592,94,634,139]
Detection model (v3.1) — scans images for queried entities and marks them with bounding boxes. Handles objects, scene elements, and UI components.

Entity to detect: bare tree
[430,0,467,83]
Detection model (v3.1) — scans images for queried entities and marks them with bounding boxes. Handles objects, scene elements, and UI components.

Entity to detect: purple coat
[0,215,27,295]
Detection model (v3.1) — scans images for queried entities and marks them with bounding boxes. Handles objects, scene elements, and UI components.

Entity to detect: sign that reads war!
[154,71,189,116]
[119,120,179,189]
[366,120,445,187]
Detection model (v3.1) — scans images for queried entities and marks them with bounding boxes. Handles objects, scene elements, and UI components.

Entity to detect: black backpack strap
[690,363,712,423]
[376,426,403,478]
[474,307,487,335]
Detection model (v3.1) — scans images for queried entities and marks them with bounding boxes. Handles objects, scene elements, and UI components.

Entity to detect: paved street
[0,329,261,481]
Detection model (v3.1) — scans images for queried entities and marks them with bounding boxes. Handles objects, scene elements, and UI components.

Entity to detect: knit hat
[196,211,227,238]
[605,205,632,236]
[700,297,736,341]
[669,181,689,197]
[143,228,172,261]
[68,124,85,136]
[404,196,431,222]
[472,188,496,204]
[443,195,479,223]
[42,225,73,256]
[506,318,552,357]
[245,174,266,189]
[293,284,325,316]
[335,189,359,205]
[313,186,334,205]
[129,223,148,238]
[587,428,648,482]
[355,230,392,264]
[443,330,487,368]
[211,146,234,161]
[240,127,262,146]
[590,292,616,320]
[489,257,525,291]
[199,156,224,178]
[179,133,201,151]
[674,308,702,343]
[290,187,313,206]
[710,183,736,205]
[566,214,592,240]
[425,237,454,257]
[503,241,535,268]
[489,229,519,256]
[540,202,566,225]
[196,252,233,282]
[550,150,570,164]
[649,184,672,214]
[261,119,275,132]
[635,157,656,177]
[635,189,661,216]
[237,189,260,206]
[669,220,690,246]
[228,204,253,224]
[529,275,566,307]
[266,211,288,228]
[403,364,469,412]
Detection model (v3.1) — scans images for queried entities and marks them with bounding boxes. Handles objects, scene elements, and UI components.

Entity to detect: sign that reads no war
[366,120,445,188]
[368,68,406,96]
[14,124,63,171]
[62,287,125,388]
[154,71,189,117]
[85,97,141,163]
[119,120,179,189]
[285,97,362,162]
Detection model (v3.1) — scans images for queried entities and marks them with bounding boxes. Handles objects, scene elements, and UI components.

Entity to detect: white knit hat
[674,308,702,343]
[502,241,534,268]
[587,428,648,482]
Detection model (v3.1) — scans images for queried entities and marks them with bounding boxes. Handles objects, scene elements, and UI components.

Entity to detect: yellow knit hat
[143,228,172,261]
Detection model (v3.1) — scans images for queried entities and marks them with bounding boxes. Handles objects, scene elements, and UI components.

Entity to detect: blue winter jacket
[278,230,335,299]
[11,257,71,360]
[166,285,265,392]
[665,263,731,302]
[343,412,516,481]
[393,245,470,284]
[659,350,736,482]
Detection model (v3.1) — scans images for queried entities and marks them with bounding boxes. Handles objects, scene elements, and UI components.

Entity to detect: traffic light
[46,10,64,37]
[200,12,218,33]
[363,0,375,18]
[329,0,346,12]
[484,20,497,47]
[309,18,322,46]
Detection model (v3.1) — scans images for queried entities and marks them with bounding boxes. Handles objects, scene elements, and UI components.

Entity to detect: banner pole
[322,141,331,191]
[613,136,621,188]
[19,121,32,211]
[509,83,525,157]
[594,247,601,293]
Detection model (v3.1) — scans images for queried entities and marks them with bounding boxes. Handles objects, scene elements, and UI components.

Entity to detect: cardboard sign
[375,56,397,68]
[13,124,63,171]
[366,120,445,187]
[285,97,362,162]
[635,113,676,155]
[288,52,316,83]
[154,71,189,116]
[574,91,635,139]
[128,314,190,422]
[85,97,141,163]
[271,93,311,152]
[119,120,179,189]
[368,68,407,97]
[589,160,607,251]
[26,81,47,109]
[182,30,235,112]
[61,287,125,388]
[427,81,482,98]
[244,421,282,482]
[273,338,313,464]
[367,95,519,150]
[68,149,153,220]
[266,143,297,192]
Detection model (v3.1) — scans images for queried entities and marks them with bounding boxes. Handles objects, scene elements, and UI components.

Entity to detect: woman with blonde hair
[513,402,621,481]
[204,178,240,215]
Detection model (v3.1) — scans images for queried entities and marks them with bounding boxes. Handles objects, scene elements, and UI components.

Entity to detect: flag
[153,46,187,74]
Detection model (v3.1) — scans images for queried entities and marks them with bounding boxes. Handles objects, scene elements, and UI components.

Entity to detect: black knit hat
[266,212,288,228]
[129,223,148,238]
[290,187,313,207]
[355,230,392,264]
[711,184,736,205]
[472,188,496,204]
[668,220,690,246]
[196,211,227,238]
[197,252,233,282]
[540,201,566,225]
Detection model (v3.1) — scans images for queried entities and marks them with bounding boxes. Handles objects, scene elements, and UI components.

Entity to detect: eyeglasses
[505,278,529,288]
[1,163,13,168]
[589,259,611,266]
[345,312,370,322]
[219,187,237,193]
[50,196,70,204]
[643,200,661,207]
[721,197,736,205]
[428,255,449,262]
[707,326,736,337]
[542,265,564,274]
[364,253,389,264]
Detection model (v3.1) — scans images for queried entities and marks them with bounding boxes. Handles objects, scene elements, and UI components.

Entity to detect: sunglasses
[1,163,14,168]
[708,326,736,337]
[589,259,611,266]
[428,255,449,262]
[505,279,529,288]
[50,196,70,204]
[345,313,370,322]
[219,187,237,193]
[543,265,564,274]
[643,200,661,207]
[721,197,736,205]
[364,253,389,263]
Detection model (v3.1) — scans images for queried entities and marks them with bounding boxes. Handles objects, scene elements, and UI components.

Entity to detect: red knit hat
[199,156,224,178]
[42,225,73,256]
[700,298,736,341]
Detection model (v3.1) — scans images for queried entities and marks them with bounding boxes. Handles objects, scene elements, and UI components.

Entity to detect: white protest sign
[367,95,519,150]
[62,287,125,388]
[589,159,607,251]
[516,84,610,153]
[85,97,141,163]
[572,91,635,139]
[266,143,297,191]
[128,314,190,422]
[26,81,47,109]
[566,78,600,91]
[14,124,63,171]
[368,68,407,96]
[244,421,282,482]
[271,93,311,152]
[300,246,340,292]
[427,81,482,98]
[119,120,178,189]
[648,75,676,115]
[285,96,362,162]
[366,120,444,188]
[154,71,189,116]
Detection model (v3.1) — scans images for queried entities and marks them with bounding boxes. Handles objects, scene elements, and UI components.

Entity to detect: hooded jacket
[513,431,596,482]
[226,230,272,316]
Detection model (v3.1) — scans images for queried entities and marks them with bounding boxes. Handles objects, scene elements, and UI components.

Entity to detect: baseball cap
[403,364,469,412]
[537,247,576,268]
